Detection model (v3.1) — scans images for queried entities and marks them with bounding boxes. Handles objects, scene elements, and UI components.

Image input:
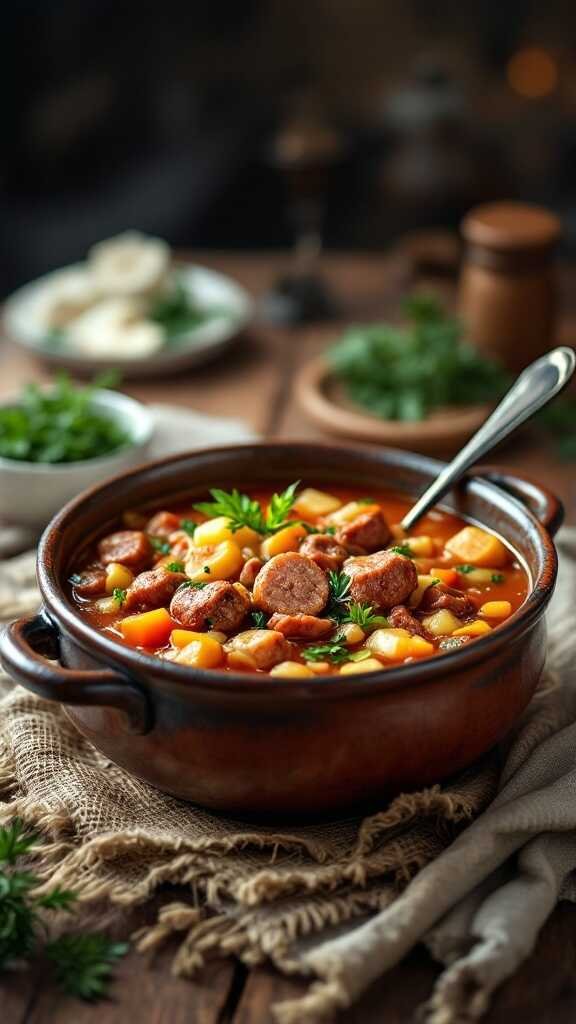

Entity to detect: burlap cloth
[1,527,575,1024]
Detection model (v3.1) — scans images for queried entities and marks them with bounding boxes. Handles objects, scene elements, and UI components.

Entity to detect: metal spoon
[401,346,576,532]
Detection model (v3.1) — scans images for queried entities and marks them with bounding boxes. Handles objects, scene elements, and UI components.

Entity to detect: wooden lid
[461,202,561,251]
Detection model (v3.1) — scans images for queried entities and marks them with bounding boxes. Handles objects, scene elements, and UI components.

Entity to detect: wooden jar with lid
[459,202,561,371]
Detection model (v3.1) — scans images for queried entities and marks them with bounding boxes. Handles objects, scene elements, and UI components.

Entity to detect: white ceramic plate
[3,262,253,379]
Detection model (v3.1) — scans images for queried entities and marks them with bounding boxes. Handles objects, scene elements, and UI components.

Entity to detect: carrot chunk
[119,608,175,648]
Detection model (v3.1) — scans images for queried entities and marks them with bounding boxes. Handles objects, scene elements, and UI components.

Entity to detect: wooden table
[2,252,576,1023]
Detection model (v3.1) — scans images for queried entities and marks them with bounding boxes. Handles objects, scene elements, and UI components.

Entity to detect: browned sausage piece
[170,580,250,632]
[299,534,348,572]
[388,605,430,639]
[239,556,264,589]
[125,566,187,611]
[253,552,329,616]
[224,629,294,670]
[72,565,107,597]
[146,511,181,538]
[420,584,476,619]
[336,510,391,554]
[267,613,333,639]
[98,530,153,571]
[344,551,417,609]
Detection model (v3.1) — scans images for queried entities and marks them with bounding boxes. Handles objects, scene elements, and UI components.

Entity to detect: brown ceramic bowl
[0,443,562,818]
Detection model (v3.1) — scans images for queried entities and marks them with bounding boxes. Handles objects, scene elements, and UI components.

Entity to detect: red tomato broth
[68,485,529,675]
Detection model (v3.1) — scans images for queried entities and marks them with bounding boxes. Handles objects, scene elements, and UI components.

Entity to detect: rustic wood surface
[1,250,575,1022]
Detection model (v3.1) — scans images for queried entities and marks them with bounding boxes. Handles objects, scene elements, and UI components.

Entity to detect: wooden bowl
[0,443,561,818]
[296,355,491,455]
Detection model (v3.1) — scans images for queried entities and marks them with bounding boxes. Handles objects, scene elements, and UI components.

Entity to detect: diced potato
[260,523,307,559]
[337,623,365,645]
[480,601,512,619]
[327,500,380,525]
[422,609,462,637]
[105,562,134,593]
[175,635,223,668]
[171,628,210,649]
[119,608,174,647]
[307,661,331,675]
[408,575,439,609]
[185,540,243,583]
[429,567,459,587]
[270,661,315,678]
[208,630,228,643]
[292,488,342,519]
[454,567,503,585]
[226,650,257,671]
[193,516,260,550]
[340,658,384,675]
[452,619,493,637]
[95,596,120,615]
[405,535,435,557]
[367,628,434,661]
[445,526,509,568]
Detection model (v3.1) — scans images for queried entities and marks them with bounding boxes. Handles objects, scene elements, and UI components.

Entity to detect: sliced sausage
[253,552,329,616]
[170,580,250,632]
[224,629,294,670]
[125,566,187,611]
[239,556,264,589]
[344,551,417,609]
[420,584,476,619]
[336,510,391,554]
[146,511,181,538]
[388,605,430,639]
[267,613,333,640]
[299,533,348,572]
[72,565,107,598]
[98,530,153,571]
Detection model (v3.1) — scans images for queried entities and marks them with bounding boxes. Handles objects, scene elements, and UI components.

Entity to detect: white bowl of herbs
[0,377,153,528]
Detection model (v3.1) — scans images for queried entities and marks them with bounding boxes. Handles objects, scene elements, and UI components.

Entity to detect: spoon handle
[401,346,575,532]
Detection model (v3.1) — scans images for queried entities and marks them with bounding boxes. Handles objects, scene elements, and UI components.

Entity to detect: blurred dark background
[3,0,576,292]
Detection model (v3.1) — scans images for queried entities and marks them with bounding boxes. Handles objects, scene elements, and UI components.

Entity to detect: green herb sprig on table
[194,482,300,535]
[0,819,127,999]
[0,374,130,464]
[329,294,510,422]
[148,279,215,340]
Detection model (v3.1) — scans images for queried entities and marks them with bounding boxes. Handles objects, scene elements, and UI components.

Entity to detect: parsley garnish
[326,570,352,621]
[302,640,350,665]
[178,580,207,590]
[251,610,268,628]
[0,819,126,998]
[455,564,476,574]
[357,497,376,505]
[324,526,337,536]
[390,544,414,558]
[112,588,127,607]
[166,561,185,573]
[343,602,389,629]
[150,537,171,554]
[180,519,197,537]
[193,482,300,535]
[491,572,505,584]
[203,565,210,574]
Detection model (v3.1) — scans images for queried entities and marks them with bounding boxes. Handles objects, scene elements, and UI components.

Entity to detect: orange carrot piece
[119,608,175,648]
[430,567,459,587]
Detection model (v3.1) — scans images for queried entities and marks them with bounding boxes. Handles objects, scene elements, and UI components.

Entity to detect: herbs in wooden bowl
[0,375,153,528]
[296,295,511,454]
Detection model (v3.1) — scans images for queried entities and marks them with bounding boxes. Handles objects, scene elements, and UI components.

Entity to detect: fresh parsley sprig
[251,610,269,628]
[301,640,350,665]
[326,570,352,622]
[390,544,414,558]
[0,820,127,999]
[343,602,389,630]
[194,482,300,535]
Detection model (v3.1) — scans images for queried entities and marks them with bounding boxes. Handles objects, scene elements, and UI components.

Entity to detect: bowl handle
[0,611,152,735]
[475,465,564,536]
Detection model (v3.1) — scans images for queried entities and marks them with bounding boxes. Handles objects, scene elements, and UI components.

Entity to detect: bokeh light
[507,47,558,100]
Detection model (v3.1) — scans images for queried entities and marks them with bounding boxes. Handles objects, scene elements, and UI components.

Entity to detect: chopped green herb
[455,564,476,575]
[349,649,374,662]
[301,640,350,665]
[390,544,414,558]
[324,526,337,536]
[328,570,351,605]
[150,537,171,555]
[343,603,389,630]
[165,561,185,573]
[491,573,505,584]
[180,519,197,537]
[203,565,210,574]
[357,497,376,505]
[0,374,130,464]
[329,294,509,423]
[251,610,268,628]
[193,482,300,536]
[112,588,127,607]
[178,580,206,590]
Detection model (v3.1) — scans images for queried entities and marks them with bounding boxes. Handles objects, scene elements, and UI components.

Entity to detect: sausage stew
[68,483,529,676]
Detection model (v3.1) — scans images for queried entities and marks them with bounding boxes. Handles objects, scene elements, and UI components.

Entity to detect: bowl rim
[36,440,558,699]
[0,388,153,473]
